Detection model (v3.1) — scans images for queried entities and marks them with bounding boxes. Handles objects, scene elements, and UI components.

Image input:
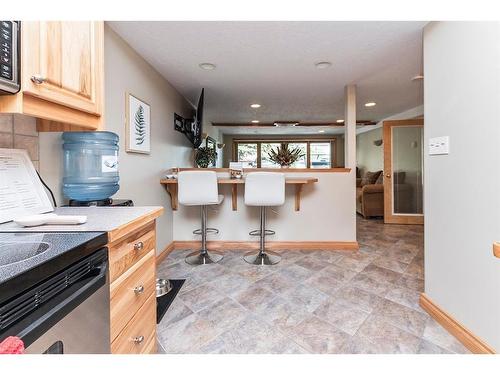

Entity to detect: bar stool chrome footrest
[249,229,275,236]
[185,250,224,265]
[193,227,219,235]
[243,250,281,265]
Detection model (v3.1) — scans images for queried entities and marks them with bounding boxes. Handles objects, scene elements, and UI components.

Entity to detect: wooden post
[344,85,356,169]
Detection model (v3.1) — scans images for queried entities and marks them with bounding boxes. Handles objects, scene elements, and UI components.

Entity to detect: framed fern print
[126,93,151,154]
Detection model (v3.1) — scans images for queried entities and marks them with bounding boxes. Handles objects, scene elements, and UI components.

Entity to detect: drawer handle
[31,74,46,84]
[133,285,144,295]
[132,335,144,345]
[134,241,144,251]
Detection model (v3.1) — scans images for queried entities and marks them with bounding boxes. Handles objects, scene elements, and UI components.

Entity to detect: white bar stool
[178,171,224,265]
[244,172,285,265]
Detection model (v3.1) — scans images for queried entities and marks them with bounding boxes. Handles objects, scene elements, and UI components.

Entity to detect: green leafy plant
[267,143,305,167]
[134,105,146,145]
[194,146,217,168]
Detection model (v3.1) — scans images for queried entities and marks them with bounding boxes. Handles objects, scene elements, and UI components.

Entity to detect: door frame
[383,119,424,225]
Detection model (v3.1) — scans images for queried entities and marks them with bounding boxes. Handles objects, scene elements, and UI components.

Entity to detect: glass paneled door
[383,119,424,224]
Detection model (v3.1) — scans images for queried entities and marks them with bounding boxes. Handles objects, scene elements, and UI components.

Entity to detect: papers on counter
[229,162,244,171]
[0,148,54,224]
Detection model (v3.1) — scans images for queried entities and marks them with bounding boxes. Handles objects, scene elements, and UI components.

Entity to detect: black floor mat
[156,279,185,324]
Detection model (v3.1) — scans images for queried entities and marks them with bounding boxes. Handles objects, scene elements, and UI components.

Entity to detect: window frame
[232,138,336,168]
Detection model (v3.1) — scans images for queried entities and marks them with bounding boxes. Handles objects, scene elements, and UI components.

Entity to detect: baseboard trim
[419,293,495,354]
[171,240,358,251]
[156,241,175,264]
[156,240,358,261]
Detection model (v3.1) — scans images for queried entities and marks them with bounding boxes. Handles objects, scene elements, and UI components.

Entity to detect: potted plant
[267,143,304,168]
[194,146,217,168]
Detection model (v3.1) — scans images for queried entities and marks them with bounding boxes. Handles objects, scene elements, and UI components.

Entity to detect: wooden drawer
[110,250,156,341]
[109,222,155,283]
[111,293,156,354]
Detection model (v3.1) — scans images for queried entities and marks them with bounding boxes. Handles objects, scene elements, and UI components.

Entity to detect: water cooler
[62,131,133,206]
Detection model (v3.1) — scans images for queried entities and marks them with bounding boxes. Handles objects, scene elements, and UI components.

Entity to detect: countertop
[160,177,318,184]
[0,206,164,303]
[0,206,164,237]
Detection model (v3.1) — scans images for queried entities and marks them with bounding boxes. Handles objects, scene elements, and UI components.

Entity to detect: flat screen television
[174,88,204,148]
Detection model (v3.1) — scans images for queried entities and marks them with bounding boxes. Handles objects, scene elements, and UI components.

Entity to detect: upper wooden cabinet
[23,22,103,116]
[0,21,104,131]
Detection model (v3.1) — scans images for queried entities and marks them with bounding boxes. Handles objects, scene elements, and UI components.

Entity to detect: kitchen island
[161,168,358,252]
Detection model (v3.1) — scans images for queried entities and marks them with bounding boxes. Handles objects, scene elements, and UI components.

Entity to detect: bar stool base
[243,250,281,265]
[185,250,224,265]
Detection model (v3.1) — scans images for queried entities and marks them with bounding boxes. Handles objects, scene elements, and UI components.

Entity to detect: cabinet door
[22,21,103,115]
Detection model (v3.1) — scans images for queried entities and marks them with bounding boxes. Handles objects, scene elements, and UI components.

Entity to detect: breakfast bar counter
[161,168,357,249]
[161,177,318,211]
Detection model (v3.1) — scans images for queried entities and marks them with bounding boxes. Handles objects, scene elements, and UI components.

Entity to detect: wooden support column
[344,85,357,240]
[344,84,357,169]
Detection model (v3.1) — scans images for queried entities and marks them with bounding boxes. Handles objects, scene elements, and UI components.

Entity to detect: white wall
[202,119,224,168]
[356,127,383,175]
[356,105,424,175]
[424,22,500,350]
[39,25,194,254]
[173,171,356,242]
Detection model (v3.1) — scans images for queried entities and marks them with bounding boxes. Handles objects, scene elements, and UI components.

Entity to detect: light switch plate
[429,136,450,155]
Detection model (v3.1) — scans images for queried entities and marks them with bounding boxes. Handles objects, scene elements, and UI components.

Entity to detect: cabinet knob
[31,75,46,84]
[132,335,144,345]
[385,173,391,178]
[134,241,144,251]
[133,285,144,295]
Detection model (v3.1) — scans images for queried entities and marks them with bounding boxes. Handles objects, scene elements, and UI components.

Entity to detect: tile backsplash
[0,114,39,170]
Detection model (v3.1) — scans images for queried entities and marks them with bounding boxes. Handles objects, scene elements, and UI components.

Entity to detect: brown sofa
[356,170,414,218]
[356,175,384,218]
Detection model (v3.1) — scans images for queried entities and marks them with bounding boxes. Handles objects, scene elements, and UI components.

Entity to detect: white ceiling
[109,21,426,135]
[216,125,346,136]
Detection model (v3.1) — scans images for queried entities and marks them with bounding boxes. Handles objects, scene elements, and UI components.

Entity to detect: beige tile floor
[156,216,469,354]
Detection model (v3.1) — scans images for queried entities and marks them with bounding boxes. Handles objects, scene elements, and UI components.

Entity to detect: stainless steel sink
[0,242,51,267]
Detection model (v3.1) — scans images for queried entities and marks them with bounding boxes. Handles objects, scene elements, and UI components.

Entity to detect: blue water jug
[62,131,120,202]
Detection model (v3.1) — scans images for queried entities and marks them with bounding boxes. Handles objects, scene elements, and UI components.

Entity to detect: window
[233,139,335,168]
[310,142,331,169]
[260,143,281,168]
[236,143,258,168]
[288,143,307,168]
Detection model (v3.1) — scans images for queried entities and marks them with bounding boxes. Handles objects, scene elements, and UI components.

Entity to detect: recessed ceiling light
[364,102,377,107]
[199,63,216,70]
[274,122,298,127]
[411,75,424,81]
[315,61,332,69]
[336,119,344,123]
[318,130,325,133]
[250,104,261,108]
[251,120,259,124]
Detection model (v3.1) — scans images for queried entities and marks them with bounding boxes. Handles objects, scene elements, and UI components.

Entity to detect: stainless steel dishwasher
[0,247,110,354]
